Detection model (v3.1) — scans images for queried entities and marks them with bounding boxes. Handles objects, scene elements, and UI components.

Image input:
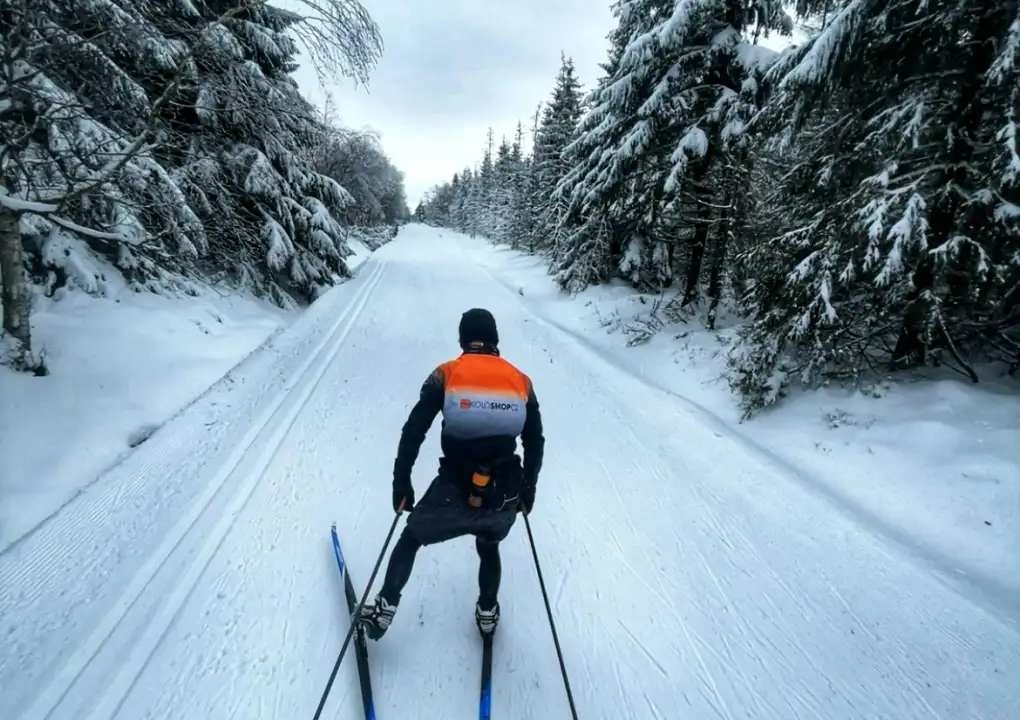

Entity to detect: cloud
[280,1,810,207]
[285,0,616,205]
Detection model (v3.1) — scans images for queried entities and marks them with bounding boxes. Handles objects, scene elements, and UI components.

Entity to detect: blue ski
[331,523,376,720]
[479,631,493,719]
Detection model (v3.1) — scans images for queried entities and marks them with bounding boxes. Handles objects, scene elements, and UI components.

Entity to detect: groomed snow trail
[4,224,1019,720]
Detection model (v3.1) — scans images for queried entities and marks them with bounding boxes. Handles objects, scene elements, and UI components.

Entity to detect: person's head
[459,308,499,353]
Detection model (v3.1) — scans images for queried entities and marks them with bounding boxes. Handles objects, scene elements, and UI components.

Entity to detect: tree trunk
[706,186,733,330]
[681,203,710,306]
[0,206,32,360]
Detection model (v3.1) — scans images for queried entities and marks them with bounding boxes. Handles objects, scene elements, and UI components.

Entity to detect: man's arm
[520,378,545,488]
[393,367,445,486]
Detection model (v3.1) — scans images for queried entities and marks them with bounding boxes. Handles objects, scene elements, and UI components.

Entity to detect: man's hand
[393,480,415,513]
[519,483,535,515]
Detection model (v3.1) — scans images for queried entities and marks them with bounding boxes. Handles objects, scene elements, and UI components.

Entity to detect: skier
[359,308,545,639]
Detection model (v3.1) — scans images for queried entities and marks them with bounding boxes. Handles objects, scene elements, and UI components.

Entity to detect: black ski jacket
[392,345,544,493]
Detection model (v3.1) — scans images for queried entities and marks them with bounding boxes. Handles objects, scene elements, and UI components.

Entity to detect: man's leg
[359,473,464,640]
[381,529,422,604]
[474,533,505,635]
[360,528,421,640]
[476,535,502,607]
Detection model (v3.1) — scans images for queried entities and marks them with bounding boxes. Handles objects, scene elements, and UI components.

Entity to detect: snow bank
[0,282,288,552]
[347,224,398,254]
[346,236,373,272]
[0,225,395,553]
[463,235,1020,607]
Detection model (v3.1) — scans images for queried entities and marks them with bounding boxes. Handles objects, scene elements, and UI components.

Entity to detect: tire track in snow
[671,483,793,720]
[620,421,849,719]
[684,470,886,717]
[526,297,934,717]
[822,580,945,720]
[0,315,292,559]
[585,415,738,720]
[556,432,736,717]
[180,319,381,720]
[19,257,389,720]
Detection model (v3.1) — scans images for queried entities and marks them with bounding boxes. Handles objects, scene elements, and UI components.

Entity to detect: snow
[344,233,377,271]
[3,223,1018,720]
[0,232,376,555]
[0,279,289,554]
[468,235,1020,611]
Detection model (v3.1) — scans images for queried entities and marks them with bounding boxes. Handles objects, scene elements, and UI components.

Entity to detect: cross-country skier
[358,308,545,639]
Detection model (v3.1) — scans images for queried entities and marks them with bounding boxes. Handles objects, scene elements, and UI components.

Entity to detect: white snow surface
[0,279,289,554]
[2,224,1018,720]
[0,234,376,554]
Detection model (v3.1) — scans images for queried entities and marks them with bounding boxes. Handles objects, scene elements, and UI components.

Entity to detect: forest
[0,0,409,371]
[418,0,1020,414]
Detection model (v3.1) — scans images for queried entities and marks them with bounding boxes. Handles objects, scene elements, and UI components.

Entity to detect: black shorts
[404,473,519,547]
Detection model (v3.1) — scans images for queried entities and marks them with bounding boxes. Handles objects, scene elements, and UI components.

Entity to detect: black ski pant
[379,473,517,607]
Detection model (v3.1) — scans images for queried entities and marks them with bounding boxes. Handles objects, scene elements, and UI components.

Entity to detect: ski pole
[312,500,405,720]
[523,512,579,719]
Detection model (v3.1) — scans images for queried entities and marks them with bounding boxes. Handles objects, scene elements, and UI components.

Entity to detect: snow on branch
[272,0,383,86]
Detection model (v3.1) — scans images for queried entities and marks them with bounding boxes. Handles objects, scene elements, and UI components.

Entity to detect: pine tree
[531,54,584,256]
[730,0,1020,413]
[419,0,1020,414]
[1,0,208,365]
[554,0,788,294]
[153,2,370,306]
[1,0,391,367]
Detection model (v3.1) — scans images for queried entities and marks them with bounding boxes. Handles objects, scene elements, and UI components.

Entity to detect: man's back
[393,345,544,491]
[439,351,530,442]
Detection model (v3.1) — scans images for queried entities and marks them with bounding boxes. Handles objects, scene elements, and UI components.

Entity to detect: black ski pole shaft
[523,512,579,719]
[312,502,404,720]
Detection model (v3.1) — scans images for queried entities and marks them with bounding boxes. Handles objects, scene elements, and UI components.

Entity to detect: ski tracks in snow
[462,236,1019,720]
[7,227,1020,720]
[474,245,1020,624]
[8,258,388,720]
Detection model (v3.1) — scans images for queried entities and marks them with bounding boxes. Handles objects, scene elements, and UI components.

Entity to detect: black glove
[393,479,414,513]
[519,483,535,515]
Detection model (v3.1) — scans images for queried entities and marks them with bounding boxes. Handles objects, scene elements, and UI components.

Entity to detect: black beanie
[459,308,499,348]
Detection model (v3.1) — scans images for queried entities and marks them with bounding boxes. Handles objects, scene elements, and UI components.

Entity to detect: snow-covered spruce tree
[506,122,534,250]
[486,137,511,242]
[488,134,528,245]
[728,0,1020,414]
[0,0,385,366]
[420,180,456,228]
[529,54,583,256]
[0,0,210,368]
[553,0,789,297]
[447,171,469,233]
[468,129,496,237]
[148,0,383,307]
[312,118,409,228]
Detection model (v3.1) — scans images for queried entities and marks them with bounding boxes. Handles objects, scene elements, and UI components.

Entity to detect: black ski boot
[359,594,397,640]
[475,599,500,635]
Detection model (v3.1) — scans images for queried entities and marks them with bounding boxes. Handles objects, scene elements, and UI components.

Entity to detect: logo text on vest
[459,398,521,412]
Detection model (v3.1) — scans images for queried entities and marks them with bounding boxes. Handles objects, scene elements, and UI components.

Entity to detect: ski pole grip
[396,497,406,514]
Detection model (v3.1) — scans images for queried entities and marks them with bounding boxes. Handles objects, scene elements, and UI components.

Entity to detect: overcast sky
[284,1,804,207]
[283,0,613,206]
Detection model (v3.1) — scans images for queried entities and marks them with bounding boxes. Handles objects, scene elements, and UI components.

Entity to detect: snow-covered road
[4,224,1018,720]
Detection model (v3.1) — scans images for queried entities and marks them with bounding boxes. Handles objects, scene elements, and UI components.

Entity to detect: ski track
[80,254,387,720]
[6,226,1020,720]
[475,248,1020,624]
[3,257,388,720]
